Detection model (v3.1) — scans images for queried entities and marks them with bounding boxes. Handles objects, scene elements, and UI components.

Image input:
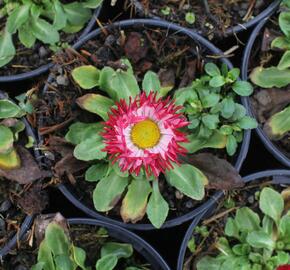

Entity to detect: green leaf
[7,4,30,34]
[246,230,275,250]
[201,114,219,130]
[0,29,15,67]
[182,130,227,153]
[18,22,36,48]
[278,50,290,70]
[165,164,206,200]
[36,240,54,270]
[63,3,91,26]
[227,68,240,81]
[174,86,197,106]
[101,242,133,259]
[0,149,21,170]
[146,181,169,228]
[231,104,246,121]
[121,178,152,223]
[55,254,74,270]
[31,262,45,270]
[221,98,235,119]
[225,217,240,239]
[31,17,60,44]
[271,36,290,50]
[85,163,108,182]
[142,71,161,95]
[264,105,290,140]
[45,223,70,256]
[83,0,103,8]
[250,66,290,88]
[72,65,100,89]
[99,67,140,102]
[200,92,220,108]
[0,100,22,119]
[279,215,290,242]
[232,81,253,96]
[216,237,233,256]
[226,135,237,156]
[96,254,118,270]
[0,125,14,154]
[196,256,223,270]
[72,246,87,270]
[76,94,114,120]
[262,215,274,235]
[259,187,284,223]
[205,63,221,77]
[235,207,260,232]
[279,11,290,37]
[93,171,128,211]
[65,122,103,145]
[74,136,107,161]
[185,12,195,24]
[209,75,225,87]
[53,0,67,30]
[238,116,257,129]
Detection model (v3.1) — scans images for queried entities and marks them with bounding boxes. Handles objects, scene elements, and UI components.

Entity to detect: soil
[36,25,242,225]
[183,177,287,270]
[1,223,149,270]
[124,0,272,39]
[248,17,290,158]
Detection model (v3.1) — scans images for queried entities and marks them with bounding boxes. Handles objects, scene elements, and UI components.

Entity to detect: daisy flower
[102,92,189,177]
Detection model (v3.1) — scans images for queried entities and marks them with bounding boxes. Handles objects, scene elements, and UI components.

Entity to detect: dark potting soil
[125,0,272,39]
[0,179,26,250]
[36,26,238,225]
[183,177,288,270]
[1,224,148,270]
[247,18,290,159]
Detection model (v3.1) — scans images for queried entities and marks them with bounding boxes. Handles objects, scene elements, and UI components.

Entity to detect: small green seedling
[195,187,290,270]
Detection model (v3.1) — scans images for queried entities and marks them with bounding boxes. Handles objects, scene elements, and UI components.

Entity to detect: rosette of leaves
[250,0,290,140]
[0,98,28,170]
[194,187,290,270]
[0,0,103,67]
[31,222,141,270]
[174,62,256,156]
[64,60,208,228]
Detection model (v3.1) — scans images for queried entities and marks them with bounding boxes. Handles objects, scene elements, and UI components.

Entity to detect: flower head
[102,92,188,177]
[277,265,290,270]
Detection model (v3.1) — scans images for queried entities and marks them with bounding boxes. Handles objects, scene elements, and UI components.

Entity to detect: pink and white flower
[102,92,188,177]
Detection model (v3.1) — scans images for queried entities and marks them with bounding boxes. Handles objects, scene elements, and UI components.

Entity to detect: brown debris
[0,146,43,184]
[185,153,244,190]
[124,32,149,63]
[16,184,49,215]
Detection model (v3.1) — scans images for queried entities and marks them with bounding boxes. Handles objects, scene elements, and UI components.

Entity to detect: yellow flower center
[131,119,161,149]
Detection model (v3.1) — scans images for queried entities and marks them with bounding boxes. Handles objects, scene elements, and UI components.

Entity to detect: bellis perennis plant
[0,0,103,67]
[250,0,290,141]
[31,222,141,270]
[192,187,290,270]
[65,59,253,228]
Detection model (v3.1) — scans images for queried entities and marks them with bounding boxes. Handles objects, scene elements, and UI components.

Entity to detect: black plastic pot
[0,90,41,258]
[0,7,102,83]
[177,169,290,270]
[68,218,171,270]
[40,18,251,230]
[131,0,281,37]
[241,14,290,168]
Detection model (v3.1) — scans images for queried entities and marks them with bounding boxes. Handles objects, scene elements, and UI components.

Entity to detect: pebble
[248,195,254,204]
[175,190,184,200]
[38,46,48,58]
[56,75,69,86]
[0,199,11,213]
[105,35,116,46]
[0,218,6,236]
[185,200,194,208]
